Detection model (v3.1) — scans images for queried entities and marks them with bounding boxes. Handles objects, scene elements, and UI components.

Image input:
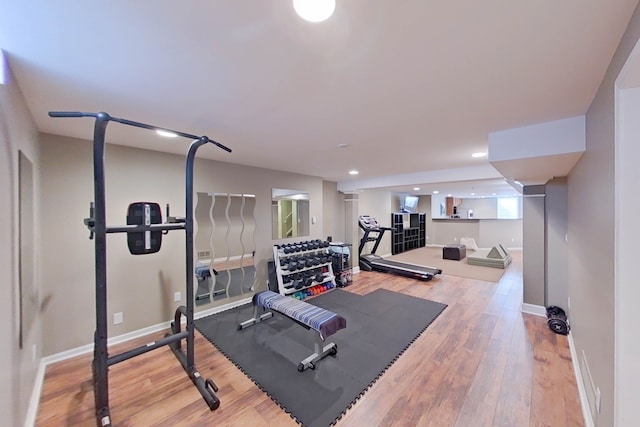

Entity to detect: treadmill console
[359,215,381,231]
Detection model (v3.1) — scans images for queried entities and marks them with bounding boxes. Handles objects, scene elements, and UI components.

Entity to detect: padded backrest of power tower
[127,202,163,255]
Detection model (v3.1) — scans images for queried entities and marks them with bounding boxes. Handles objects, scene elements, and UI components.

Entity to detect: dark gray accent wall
[545,177,568,309]
[522,186,546,306]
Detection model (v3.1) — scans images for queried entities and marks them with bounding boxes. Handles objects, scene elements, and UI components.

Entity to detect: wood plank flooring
[36,250,584,426]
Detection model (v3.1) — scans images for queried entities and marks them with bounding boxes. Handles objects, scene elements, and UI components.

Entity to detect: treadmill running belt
[370,259,442,279]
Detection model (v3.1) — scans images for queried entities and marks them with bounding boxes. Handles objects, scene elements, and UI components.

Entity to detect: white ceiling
[1,1,638,197]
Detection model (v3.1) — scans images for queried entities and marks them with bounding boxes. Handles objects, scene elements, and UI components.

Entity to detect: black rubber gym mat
[195,288,447,427]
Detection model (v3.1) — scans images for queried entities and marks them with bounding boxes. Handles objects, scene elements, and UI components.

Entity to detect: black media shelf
[391,213,426,255]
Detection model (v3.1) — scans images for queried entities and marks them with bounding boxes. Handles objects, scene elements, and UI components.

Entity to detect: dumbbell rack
[273,240,337,299]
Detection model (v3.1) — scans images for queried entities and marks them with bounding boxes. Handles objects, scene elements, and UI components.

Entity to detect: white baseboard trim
[30,297,252,427]
[520,305,592,426]
[520,303,547,317]
[568,333,594,427]
[194,297,252,320]
[24,360,46,427]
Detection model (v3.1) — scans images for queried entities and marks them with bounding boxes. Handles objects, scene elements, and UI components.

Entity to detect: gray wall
[322,180,345,243]
[545,177,568,308]
[0,66,42,427]
[358,188,394,256]
[38,133,339,356]
[430,219,522,248]
[456,197,498,218]
[568,2,640,425]
[523,187,546,306]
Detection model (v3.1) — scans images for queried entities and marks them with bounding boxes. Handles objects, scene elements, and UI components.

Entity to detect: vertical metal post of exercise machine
[91,112,111,426]
[165,136,222,410]
[187,138,205,368]
[48,111,229,426]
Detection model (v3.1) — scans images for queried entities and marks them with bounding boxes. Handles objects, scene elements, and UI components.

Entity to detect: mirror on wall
[271,188,310,239]
[194,192,256,307]
[19,150,35,348]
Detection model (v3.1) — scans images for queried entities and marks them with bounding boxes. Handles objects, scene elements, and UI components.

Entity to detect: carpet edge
[194,321,305,426]
[195,291,448,427]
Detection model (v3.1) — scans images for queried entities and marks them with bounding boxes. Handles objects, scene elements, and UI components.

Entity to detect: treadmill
[358,215,442,281]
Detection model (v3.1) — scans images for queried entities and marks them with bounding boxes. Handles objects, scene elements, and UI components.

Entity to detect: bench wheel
[297,363,305,372]
[331,344,338,356]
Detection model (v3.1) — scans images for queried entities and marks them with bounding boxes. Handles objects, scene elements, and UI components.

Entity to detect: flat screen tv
[410,213,420,228]
[403,195,419,213]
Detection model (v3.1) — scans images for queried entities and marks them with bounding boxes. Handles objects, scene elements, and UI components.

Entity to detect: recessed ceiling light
[0,49,7,85]
[414,187,421,191]
[293,0,336,22]
[349,170,359,175]
[337,143,349,148]
[492,193,497,196]
[472,152,487,158]
[432,190,438,194]
[447,194,452,197]
[470,193,475,196]
[156,129,178,138]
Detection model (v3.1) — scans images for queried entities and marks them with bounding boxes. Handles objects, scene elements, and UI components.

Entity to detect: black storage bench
[443,244,466,261]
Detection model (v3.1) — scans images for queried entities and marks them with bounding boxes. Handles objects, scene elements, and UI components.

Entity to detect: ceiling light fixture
[349,170,359,175]
[293,0,336,22]
[472,152,487,158]
[156,129,178,138]
[0,49,7,85]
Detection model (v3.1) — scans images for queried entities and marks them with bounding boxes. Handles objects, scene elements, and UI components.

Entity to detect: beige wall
[0,66,42,427]
[429,219,522,248]
[39,133,336,356]
[357,188,394,256]
[322,180,346,243]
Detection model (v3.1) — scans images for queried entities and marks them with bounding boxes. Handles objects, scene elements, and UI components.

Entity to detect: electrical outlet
[113,312,123,325]
[174,291,182,302]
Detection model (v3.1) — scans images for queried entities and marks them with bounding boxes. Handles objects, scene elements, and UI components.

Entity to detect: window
[497,197,521,219]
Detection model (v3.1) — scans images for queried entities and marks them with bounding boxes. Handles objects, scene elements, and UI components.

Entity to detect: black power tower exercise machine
[49,111,231,427]
[358,215,442,281]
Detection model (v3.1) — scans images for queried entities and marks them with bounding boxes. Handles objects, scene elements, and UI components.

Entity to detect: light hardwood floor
[36,251,584,426]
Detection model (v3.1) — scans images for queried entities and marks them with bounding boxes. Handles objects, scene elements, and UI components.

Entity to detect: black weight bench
[238,290,347,371]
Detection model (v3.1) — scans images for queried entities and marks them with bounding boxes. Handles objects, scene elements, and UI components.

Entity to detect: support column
[522,185,546,306]
[343,192,359,268]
